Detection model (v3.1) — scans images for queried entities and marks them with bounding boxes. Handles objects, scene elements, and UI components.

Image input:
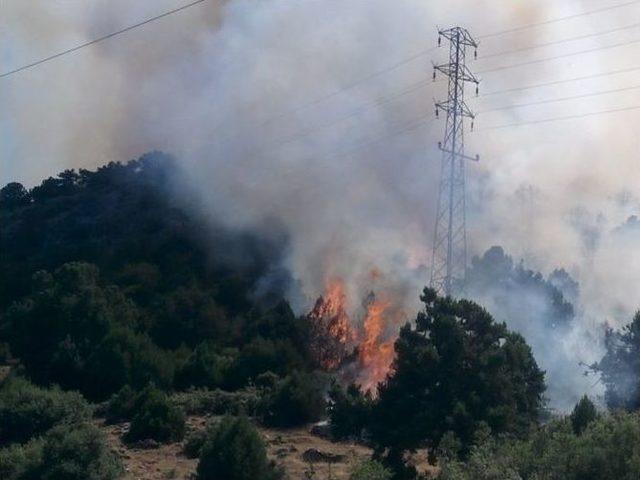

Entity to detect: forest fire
[356,293,397,392]
[307,279,354,371]
[308,277,406,393]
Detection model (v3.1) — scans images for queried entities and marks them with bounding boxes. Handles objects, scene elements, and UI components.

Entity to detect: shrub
[0,377,92,445]
[0,423,121,480]
[125,386,185,444]
[171,388,261,416]
[196,416,282,480]
[174,342,234,390]
[33,422,123,480]
[105,385,137,424]
[570,395,598,435]
[349,460,393,480]
[439,411,640,480]
[183,428,208,459]
[328,382,373,440]
[0,440,42,480]
[229,337,305,388]
[260,371,326,428]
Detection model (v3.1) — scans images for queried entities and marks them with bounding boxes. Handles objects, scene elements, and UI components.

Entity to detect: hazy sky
[2,0,640,407]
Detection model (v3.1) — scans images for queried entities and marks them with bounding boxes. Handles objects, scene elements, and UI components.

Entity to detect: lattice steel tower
[430,27,480,297]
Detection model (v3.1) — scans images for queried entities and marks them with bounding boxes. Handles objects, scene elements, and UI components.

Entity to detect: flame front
[307,279,354,370]
[308,276,406,393]
[356,295,398,392]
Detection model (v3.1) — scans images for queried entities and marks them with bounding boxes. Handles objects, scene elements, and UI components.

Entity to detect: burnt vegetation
[2,153,640,479]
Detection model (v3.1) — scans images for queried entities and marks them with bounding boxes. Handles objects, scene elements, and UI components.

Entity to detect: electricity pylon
[430,27,480,297]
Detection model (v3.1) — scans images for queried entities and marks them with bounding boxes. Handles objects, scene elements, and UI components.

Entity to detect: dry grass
[100,415,373,480]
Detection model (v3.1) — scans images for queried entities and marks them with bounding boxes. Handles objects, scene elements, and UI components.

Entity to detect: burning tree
[307,280,354,371]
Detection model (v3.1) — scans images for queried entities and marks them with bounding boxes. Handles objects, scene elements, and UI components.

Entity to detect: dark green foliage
[196,416,282,480]
[1,262,171,400]
[229,337,306,388]
[171,388,262,416]
[105,385,137,424]
[183,428,209,459]
[174,342,234,390]
[124,386,186,444]
[371,288,545,466]
[0,440,42,480]
[31,422,122,480]
[328,382,373,440]
[570,395,598,435]
[0,183,31,210]
[0,156,312,400]
[0,377,92,445]
[349,460,393,480]
[591,312,640,410]
[260,371,326,428]
[439,412,640,480]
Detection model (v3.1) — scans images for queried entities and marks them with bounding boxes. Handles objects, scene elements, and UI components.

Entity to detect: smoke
[3,0,640,410]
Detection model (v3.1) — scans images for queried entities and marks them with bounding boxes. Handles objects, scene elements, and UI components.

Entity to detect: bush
[570,395,598,435]
[0,377,92,445]
[183,428,209,459]
[0,423,121,480]
[105,385,137,424]
[0,440,42,480]
[33,422,123,480]
[260,371,326,428]
[171,388,261,416]
[125,386,185,444]
[329,382,373,440]
[174,342,234,390]
[439,411,640,480]
[229,337,305,388]
[350,460,393,480]
[196,416,282,480]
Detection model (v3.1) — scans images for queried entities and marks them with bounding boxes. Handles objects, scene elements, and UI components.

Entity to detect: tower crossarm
[433,63,479,85]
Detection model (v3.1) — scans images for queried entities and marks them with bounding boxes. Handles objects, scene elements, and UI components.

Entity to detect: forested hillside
[3,154,640,480]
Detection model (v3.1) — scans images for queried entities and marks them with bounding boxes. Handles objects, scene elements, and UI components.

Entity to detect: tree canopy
[370,288,546,469]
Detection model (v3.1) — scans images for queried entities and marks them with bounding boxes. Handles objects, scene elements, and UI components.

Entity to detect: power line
[480,104,640,130]
[480,22,640,59]
[480,65,640,96]
[478,0,640,39]
[0,0,207,79]
[477,37,640,75]
[477,84,640,113]
[261,47,437,125]
[271,77,431,147]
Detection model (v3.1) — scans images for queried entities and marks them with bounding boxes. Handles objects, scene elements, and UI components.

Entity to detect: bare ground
[101,415,373,480]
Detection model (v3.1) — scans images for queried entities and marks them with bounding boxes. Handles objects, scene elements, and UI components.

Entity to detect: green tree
[196,416,282,480]
[570,395,598,435]
[371,288,545,471]
[592,312,640,410]
[125,386,185,444]
[328,382,373,440]
[0,183,31,209]
[260,371,326,428]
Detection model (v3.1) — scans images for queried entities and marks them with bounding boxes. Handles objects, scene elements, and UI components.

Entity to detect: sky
[2,0,640,408]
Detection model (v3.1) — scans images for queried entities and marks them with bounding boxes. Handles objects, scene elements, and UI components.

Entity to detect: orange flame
[356,295,397,392]
[308,275,406,392]
[307,279,354,370]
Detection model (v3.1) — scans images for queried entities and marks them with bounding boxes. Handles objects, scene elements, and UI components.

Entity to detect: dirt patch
[100,416,373,480]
